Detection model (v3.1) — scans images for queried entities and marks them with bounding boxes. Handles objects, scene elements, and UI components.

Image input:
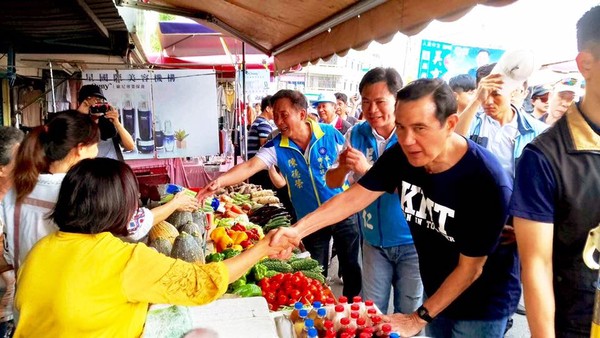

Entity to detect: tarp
[141,0,516,72]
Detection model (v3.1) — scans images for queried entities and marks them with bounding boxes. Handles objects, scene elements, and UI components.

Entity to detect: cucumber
[300,270,326,284]
[290,258,320,271]
[261,260,293,273]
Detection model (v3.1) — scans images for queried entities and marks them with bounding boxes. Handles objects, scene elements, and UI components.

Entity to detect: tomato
[259,279,271,291]
[304,293,315,303]
[267,303,275,311]
[264,292,276,303]
[289,289,301,301]
[271,273,284,284]
[277,294,289,307]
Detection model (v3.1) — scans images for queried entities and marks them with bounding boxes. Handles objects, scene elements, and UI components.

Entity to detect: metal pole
[48,61,57,113]
[241,42,247,162]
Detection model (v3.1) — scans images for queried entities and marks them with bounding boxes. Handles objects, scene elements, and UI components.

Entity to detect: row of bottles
[290,296,400,338]
[118,93,176,153]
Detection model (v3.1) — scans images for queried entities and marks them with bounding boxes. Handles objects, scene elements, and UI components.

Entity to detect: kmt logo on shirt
[318,147,327,155]
[400,181,455,242]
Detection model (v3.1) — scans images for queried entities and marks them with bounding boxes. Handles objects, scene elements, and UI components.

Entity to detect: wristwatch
[416,305,434,323]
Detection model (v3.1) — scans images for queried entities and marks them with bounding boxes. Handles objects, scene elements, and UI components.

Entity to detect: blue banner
[418,40,505,80]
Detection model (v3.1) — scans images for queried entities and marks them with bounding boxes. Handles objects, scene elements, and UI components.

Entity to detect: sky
[368,0,598,83]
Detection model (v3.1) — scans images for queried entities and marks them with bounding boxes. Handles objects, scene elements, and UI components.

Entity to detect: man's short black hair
[50,158,139,237]
[334,92,348,104]
[260,95,273,112]
[577,5,600,56]
[449,74,476,93]
[476,63,497,85]
[270,90,308,112]
[359,67,403,95]
[397,78,457,125]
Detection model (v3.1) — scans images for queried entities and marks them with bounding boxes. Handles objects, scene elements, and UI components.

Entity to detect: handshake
[260,226,304,259]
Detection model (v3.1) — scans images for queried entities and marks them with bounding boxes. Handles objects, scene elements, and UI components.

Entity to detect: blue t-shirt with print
[358,139,520,320]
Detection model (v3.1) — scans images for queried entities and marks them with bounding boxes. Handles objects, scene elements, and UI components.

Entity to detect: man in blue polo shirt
[327,67,423,315]
[200,89,362,298]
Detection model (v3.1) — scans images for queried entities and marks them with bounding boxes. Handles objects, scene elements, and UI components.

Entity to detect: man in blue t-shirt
[272,79,520,337]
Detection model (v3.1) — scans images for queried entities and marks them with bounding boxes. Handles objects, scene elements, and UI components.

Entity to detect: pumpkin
[148,221,179,244]
[149,238,172,256]
[179,222,202,237]
[171,232,202,263]
[191,211,207,227]
[166,211,193,228]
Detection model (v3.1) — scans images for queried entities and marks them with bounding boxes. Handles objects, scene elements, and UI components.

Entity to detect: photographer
[76,84,134,160]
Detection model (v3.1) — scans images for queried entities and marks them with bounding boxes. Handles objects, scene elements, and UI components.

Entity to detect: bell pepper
[222,248,241,259]
[205,252,225,263]
[232,283,262,297]
[231,223,246,232]
[230,231,249,245]
[252,263,268,281]
[240,239,253,249]
[231,244,243,252]
[211,227,233,252]
[227,275,246,293]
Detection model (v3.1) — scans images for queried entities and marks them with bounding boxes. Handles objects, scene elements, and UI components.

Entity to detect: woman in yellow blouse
[14,157,288,338]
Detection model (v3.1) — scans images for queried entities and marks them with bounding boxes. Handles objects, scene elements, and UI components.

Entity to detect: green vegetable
[222,248,241,259]
[263,223,290,234]
[205,252,225,263]
[290,258,319,271]
[262,260,293,273]
[252,263,268,281]
[264,270,280,278]
[228,275,246,293]
[233,283,262,297]
[300,270,326,284]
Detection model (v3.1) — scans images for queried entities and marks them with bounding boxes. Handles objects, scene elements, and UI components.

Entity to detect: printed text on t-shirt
[400,181,455,242]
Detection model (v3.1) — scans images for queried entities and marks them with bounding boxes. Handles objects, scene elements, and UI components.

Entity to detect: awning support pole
[48,61,57,113]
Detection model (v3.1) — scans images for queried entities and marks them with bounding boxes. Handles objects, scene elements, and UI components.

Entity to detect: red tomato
[277,294,289,306]
[304,294,315,303]
[289,289,301,301]
[259,279,271,291]
[265,292,276,303]
[271,273,284,284]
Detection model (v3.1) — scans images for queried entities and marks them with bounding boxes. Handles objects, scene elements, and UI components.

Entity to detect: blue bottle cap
[312,301,322,308]
[389,333,400,338]
[307,328,318,337]
[317,308,327,317]
[299,309,308,317]
[210,197,220,211]
[304,318,314,327]
[294,302,303,309]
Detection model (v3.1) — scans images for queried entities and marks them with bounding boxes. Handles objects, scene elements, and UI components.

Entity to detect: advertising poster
[237,69,270,104]
[82,69,218,160]
[418,39,505,80]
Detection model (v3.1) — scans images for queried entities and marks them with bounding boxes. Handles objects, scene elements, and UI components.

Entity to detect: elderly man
[326,68,423,315]
[314,92,352,135]
[334,92,358,125]
[511,6,600,337]
[543,79,583,125]
[272,79,520,337]
[200,89,362,298]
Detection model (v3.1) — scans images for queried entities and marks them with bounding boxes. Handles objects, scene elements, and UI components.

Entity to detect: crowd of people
[0,4,596,338]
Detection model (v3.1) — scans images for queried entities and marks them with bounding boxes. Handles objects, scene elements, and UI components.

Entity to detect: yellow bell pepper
[230,231,249,245]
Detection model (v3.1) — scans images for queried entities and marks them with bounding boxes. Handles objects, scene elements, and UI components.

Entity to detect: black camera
[90,103,111,115]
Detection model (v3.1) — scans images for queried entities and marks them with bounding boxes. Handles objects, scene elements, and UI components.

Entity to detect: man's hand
[171,191,200,212]
[104,106,121,126]
[261,230,297,258]
[475,74,504,103]
[196,179,221,202]
[343,146,371,176]
[269,227,301,259]
[382,312,427,337]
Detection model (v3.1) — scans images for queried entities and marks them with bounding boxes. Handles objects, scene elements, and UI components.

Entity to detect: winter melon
[149,238,172,256]
[171,232,202,263]
[149,221,179,244]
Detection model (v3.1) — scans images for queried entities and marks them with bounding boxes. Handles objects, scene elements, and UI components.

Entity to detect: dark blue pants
[302,214,362,298]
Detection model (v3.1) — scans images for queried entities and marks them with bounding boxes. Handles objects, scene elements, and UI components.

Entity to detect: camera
[90,103,111,115]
